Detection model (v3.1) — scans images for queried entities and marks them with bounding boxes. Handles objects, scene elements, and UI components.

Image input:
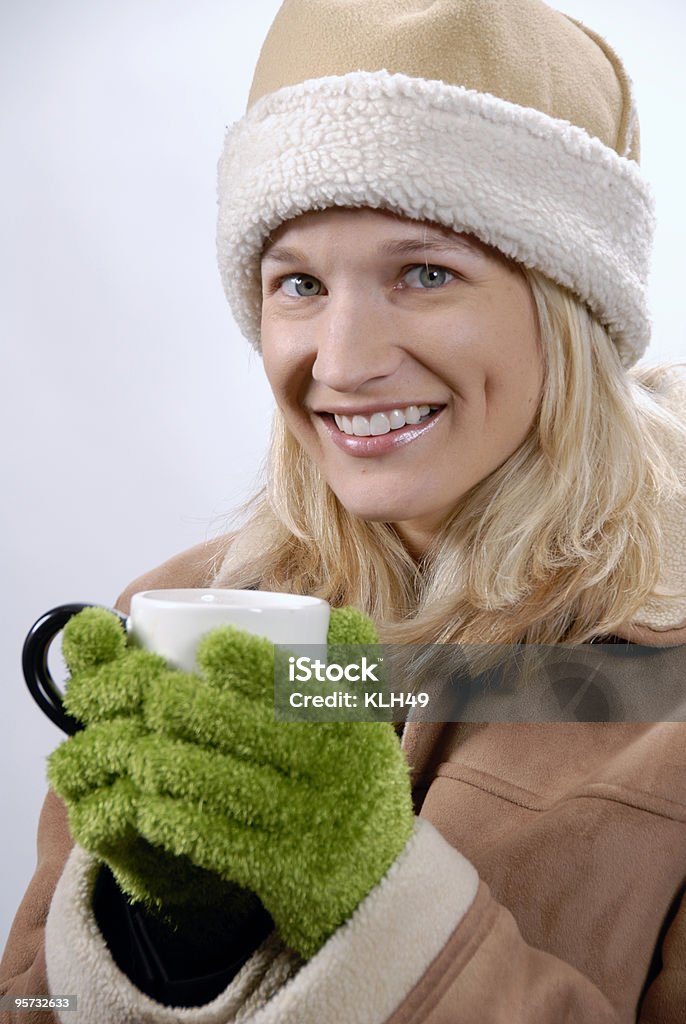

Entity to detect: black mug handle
[22,603,128,736]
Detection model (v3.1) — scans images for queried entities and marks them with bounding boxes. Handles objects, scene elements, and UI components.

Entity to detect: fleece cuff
[45,818,479,1023]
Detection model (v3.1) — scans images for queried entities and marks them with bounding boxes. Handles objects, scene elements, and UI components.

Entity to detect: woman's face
[260,207,543,557]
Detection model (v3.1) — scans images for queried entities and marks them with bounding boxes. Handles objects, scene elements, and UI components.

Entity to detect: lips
[318,406,445,457]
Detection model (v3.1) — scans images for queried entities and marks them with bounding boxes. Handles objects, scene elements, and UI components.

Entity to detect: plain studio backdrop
[1,1,684,950]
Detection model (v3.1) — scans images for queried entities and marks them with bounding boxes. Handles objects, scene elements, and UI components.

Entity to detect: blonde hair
[215,269,685,646]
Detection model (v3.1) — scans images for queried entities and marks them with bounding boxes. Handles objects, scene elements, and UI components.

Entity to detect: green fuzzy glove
[47,609,260,938]
[48,606,414,959]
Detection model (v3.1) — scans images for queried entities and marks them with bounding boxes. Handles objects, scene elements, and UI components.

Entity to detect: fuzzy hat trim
[217,69,654,367]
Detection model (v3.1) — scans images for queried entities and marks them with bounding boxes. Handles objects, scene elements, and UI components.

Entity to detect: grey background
[2,0,684,950]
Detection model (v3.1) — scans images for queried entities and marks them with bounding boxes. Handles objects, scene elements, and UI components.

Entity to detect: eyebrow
[381,235,483,259]
[261,233,484,265]
[261,245,311,265]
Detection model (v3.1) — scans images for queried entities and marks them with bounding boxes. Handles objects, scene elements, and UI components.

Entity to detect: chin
[331,490,427,525]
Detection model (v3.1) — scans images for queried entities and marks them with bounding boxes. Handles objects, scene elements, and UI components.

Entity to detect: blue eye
[281,274,323,297]
[404,265,455,289]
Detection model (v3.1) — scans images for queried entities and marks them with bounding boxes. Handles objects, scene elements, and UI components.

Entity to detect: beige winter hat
[217,0,654,367]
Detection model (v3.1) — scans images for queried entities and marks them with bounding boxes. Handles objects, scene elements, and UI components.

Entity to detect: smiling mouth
[325,404,443,437]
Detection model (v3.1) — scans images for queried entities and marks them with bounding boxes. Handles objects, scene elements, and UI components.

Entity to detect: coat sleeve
[0,791,72,1024]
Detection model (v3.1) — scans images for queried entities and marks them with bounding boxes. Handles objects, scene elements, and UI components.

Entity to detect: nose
[311,289,402,393]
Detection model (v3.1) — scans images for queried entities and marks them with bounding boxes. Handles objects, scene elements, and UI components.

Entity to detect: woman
[2,0,686,1021]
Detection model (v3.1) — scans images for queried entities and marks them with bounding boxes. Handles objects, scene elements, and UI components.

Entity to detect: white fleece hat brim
[217,70,654,368]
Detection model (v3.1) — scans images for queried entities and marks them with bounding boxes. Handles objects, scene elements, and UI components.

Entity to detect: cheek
[260,346,282,395]
[469,303,542,440]
[261,339,316,440]
[261,333,297,401]
[261,318,314,394]
[489,291,542,392]
[487,351,541,429]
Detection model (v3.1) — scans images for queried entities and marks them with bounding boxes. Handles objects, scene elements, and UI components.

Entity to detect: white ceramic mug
[23,588,330,734]
[128,588,330,672]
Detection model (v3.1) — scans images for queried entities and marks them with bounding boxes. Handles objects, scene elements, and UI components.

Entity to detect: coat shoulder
[115,535,234,615]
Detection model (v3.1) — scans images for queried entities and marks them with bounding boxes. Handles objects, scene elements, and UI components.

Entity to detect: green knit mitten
[48,605,415,959]
[47,608,261,934]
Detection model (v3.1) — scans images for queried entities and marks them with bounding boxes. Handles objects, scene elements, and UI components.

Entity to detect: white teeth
[370,412,391,435]
[333,405,440,436]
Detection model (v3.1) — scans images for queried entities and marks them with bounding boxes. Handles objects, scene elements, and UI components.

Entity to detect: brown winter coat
[1,536,685,1023]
